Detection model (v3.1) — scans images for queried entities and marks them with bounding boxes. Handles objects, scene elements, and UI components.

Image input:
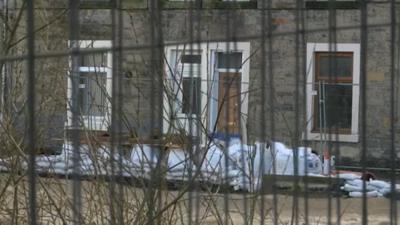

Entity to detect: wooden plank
[262,175,345,195]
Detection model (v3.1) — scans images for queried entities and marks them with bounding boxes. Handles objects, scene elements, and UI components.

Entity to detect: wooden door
[217,73,241,134]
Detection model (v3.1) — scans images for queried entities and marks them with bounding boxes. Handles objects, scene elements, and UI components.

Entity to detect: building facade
[1,0,399,167]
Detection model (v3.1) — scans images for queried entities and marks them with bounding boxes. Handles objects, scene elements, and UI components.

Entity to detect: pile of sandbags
[0,139,322,185]
[339,173,393,197]
[163,139,307,192]
[14,139,396,197]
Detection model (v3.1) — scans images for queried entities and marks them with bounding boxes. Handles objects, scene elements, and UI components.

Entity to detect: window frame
[305,43,360,143]
[169,49,202,118]
[315,52,353,82]
[67,40,112,131]
[181,76,201,115]
[163,42,250,144]
[213,51,243,135]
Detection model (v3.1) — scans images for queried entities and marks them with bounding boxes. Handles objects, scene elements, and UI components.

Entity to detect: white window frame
[170,49,202,118]
[305,43,360,143]
[163,42,250,144]
[66,40,112,131]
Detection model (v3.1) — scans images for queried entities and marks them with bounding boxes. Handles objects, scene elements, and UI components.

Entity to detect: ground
[0,174,398,225]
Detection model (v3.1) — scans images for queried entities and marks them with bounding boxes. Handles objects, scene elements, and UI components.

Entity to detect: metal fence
[0,0,399,225]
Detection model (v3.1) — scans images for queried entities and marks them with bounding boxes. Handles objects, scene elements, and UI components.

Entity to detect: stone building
[0,0,399,167]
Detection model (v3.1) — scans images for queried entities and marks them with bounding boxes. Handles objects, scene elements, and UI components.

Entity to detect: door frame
[163,42,250,145]
[215,72,242,139]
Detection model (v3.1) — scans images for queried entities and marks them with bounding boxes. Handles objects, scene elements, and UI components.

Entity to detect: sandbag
[337,173,361,180]
[349,190,380,198]
[131,144,159,168]
[167,149,196,181]
[369,180,391,190]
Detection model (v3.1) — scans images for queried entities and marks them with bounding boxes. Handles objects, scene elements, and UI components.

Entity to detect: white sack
[201,144,225,183]
[167,149,196,181]
[269,142,322,176]
[337,173,361,180]
[369,180,391,190]
[131,144,159,168]
[349,190,380,198]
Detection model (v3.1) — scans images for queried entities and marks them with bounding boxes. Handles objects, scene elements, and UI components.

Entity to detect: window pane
[182,77,200,114]
[217,52,242,69]
[181,54,201,64]
[81,53,108,67]
[317,53,353,78]
[79,72,107,117]
[314,83,352,130]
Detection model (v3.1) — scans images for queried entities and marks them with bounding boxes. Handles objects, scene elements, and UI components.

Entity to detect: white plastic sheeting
[5,139,398,197]
[0,140,323,192]
[130,144,161,179]
[29,143,129,176]
[163,139,323,192]
[269,142,322,176]
[34,143,95,174]
[166,148,194,181]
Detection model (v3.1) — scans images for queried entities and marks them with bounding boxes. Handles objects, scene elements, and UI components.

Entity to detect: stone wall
[3,0,400,166]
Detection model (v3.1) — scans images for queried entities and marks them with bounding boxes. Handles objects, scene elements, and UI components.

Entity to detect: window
[305,0,360,9]
[182,77,200,114]
[306,43,360,142]
[217,52,242,69]
[313,52,353,132]
[169,50,202,115]
[67,41,112,131]
[163,43,250,143]
[80,0,111,8]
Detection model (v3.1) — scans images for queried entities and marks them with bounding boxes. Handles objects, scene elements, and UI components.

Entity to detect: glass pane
[317,53,353,78]
[182,77,200,114]
[314,83,352,130]
[79,72,107,117]
[180,53,201,77]
[181,54,201,64]
[217,52,243,69]
[81,53,108,67]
